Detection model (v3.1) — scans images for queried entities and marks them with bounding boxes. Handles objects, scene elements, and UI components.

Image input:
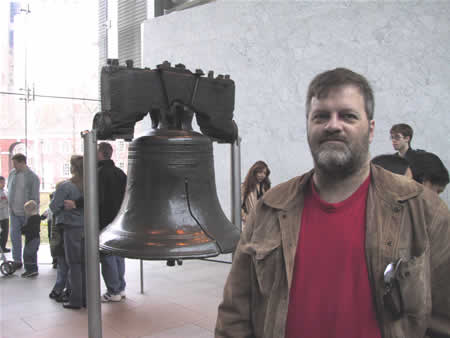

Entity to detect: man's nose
[324,113,342,131]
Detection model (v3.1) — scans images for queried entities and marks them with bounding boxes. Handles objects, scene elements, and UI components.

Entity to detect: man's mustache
[319,136,347,144]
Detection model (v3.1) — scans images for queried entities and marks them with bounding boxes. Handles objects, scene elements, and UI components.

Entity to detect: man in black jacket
[390,123,425,182]
[96,142,127,302]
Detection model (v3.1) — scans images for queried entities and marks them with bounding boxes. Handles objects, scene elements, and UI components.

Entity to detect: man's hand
[64,200,76,210]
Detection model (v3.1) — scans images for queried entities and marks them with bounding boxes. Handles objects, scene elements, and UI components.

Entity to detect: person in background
[7,153,40,269]
[389,123,426,182]
[21,200,41,278]
[241,161,271,230]
[216,68,450,338]
[50,155,85,310]
[48,187,71,303]
[371,154,413,178]
[409,151,449,195]
[390,123,415,160]
[96,142,127,302]
[65,142,127,303]
[41,198,57,269]
[0,176,10,253]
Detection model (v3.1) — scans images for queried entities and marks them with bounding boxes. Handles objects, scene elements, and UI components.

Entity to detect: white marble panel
[142,0,450,207]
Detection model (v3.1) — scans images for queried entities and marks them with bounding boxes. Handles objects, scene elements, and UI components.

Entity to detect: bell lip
[99,243,223,260]
[139,129,205,138]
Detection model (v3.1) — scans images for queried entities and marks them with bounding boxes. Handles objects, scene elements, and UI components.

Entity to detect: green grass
[39,192,51,244]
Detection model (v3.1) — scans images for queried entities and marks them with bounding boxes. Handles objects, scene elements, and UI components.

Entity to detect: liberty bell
[95,60,240,260]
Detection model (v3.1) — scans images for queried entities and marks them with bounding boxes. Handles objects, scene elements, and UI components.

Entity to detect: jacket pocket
[253,241,282,296]
[397,250,431,316]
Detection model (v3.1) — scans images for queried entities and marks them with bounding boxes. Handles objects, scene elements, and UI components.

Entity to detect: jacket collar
[262,164,423,210]
[369,163,423,204]
[262,170,313,211]
[98,159,115,168]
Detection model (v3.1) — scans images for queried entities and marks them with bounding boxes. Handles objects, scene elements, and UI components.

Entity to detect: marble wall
[141,0,450,210]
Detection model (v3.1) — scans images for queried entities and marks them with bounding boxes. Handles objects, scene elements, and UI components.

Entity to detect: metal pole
[230,136,242,231]
[82,130,102,338]
[21,4,30,156]
[140,260,144,294]
[24,89,28,156]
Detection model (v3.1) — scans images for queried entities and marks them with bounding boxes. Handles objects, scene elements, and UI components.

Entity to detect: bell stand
[81,129,242,338]
[82,130,102,338]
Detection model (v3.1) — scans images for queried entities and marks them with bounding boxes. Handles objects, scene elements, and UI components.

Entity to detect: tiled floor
[0,244,232,338]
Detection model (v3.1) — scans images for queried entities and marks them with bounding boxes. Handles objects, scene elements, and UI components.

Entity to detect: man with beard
[215,68,450,338]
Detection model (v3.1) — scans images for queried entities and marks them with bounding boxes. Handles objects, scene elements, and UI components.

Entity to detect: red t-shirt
[285,175,381,338]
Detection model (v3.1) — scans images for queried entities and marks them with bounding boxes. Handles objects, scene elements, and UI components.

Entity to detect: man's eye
[343,113,357,120]
[313,114,328,121]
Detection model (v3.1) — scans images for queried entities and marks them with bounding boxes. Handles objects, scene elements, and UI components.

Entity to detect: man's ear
[368,120,375,143]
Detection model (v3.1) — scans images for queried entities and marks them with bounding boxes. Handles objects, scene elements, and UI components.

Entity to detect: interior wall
[141,0,450,210]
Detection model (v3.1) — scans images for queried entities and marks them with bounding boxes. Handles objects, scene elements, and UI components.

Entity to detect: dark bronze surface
[99,129,240,260]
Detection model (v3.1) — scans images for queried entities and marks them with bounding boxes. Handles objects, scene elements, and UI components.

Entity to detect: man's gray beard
[313,144,361,179]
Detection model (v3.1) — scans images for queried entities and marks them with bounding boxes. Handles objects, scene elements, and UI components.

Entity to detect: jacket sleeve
[49,184,66,216]
[215,217,255,337]
[75,197,84,209]
[428,201,450,337]
[7,170,15,203]
[30,172,40,206]
[241,192,247,225]
[21,220,30,235]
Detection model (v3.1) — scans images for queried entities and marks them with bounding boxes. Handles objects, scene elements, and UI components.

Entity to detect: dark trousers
[53,255,70,294]
[23,238,40,272]
[0,218,8,250]
[63,226,86,307]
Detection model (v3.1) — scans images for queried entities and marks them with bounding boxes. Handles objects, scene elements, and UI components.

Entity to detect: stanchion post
[230,136,242,231]
[82,130,102,338]
[140,259,144,294]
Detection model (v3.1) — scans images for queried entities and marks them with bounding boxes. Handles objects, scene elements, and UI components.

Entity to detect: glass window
[63,163,70,177]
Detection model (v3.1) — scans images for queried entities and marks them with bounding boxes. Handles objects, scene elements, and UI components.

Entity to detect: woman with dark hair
[241,161,271,229]
[50,155,85,309]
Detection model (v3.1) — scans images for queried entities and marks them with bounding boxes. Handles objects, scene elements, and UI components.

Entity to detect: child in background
[21,200,41,278]
[0,176,10,253]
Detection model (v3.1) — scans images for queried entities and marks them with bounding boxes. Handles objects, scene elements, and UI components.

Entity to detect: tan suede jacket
[216,165,450,338]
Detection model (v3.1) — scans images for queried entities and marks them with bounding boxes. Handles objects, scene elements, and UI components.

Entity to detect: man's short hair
[24,200,38,215]
[0,176,5,181]
[372,154,410,175]
[306,67,375,120]
[410,152,449,186]
[11,153,26,163]
[98,142,113,160]
[390,123,413,145]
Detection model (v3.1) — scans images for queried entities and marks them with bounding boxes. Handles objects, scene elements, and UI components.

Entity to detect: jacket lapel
[279,201,304,291]
[262,171,312,292]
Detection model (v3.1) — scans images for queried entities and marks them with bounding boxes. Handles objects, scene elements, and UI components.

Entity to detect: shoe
[1,247,10,253]
[101,292,122,302]
[21,271,38,278]
[12,262,23,269]
[55,289,70,303]
[63,302,81,310]
[120,290,126,299]
[56,293,69,303]
[49,290,61,300]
